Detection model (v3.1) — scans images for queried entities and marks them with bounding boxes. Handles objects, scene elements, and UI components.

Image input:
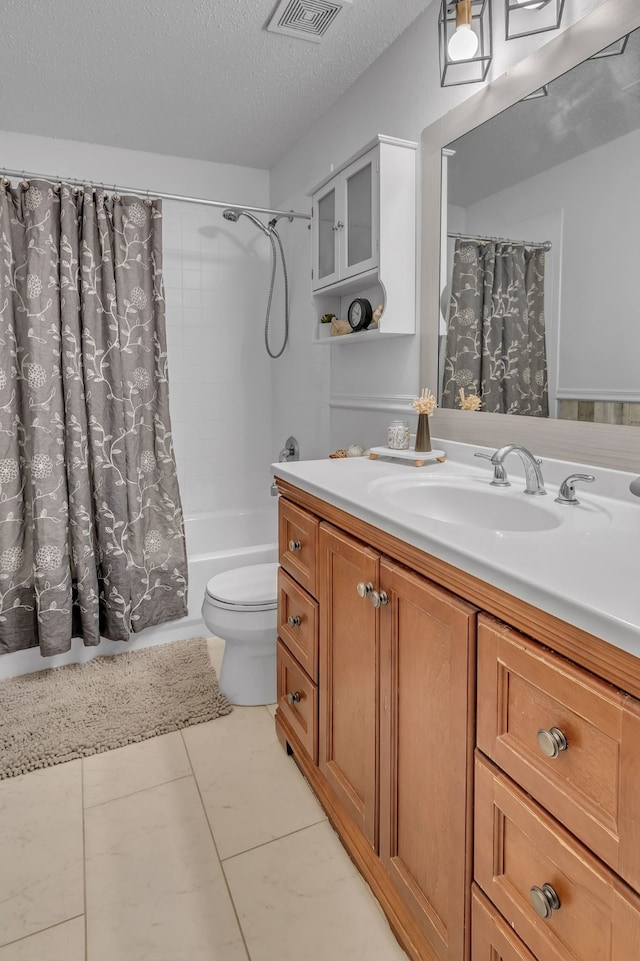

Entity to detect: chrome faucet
[489,445,546,496]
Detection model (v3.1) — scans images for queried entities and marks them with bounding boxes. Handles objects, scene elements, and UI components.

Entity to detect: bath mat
[0,637,232,779]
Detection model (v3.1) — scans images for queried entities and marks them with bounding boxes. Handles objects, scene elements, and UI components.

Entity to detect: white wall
[269,0,606,456]
[458,126,640,407]
[0,130,275,515]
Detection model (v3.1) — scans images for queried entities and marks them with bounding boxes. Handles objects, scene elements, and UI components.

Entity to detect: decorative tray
[368,447,446,467]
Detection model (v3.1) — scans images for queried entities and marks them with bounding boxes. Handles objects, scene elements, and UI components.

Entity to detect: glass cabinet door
[342,153,378,280]
[316,186,338,287]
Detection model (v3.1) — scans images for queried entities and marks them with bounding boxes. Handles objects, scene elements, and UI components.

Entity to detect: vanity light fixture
[439,0,492,87]
[505,0,565,41]
[589,34,630,59]
[521,83,549,100]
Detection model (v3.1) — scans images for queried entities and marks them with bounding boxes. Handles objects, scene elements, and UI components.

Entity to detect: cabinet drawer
[277,640,318,762]
[477,615,640,890]
[279,500,318,597]
[475,754,640,961]
[472,885,537,961]
[278,568,318,682]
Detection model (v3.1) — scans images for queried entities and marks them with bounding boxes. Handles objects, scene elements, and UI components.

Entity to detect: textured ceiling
[0,0,431,169]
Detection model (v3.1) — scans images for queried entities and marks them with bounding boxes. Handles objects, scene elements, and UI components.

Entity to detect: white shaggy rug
[0,637,231,779]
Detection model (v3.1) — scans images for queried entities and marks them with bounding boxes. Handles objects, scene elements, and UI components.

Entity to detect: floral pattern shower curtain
[441,240,548,417]
[0,179,187,656]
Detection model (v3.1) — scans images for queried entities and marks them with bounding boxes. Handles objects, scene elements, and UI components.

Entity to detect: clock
[347,297,373,332]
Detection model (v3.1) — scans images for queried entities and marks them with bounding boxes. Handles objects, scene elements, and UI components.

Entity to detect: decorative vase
[415,414,432,453]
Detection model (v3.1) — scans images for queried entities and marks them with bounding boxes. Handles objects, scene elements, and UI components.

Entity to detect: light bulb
[448,23,479,61]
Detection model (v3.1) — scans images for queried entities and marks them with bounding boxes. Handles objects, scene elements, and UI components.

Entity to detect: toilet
[201,562,278,706]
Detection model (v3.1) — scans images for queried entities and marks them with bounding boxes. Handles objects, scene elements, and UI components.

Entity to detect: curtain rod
[0,166,311,222]
[448,231,551,251]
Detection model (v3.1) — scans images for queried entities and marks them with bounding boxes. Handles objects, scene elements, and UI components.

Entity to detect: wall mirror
[420,0,640,471]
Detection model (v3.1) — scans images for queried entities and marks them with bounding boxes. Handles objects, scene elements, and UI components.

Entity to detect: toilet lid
[205,562,278,611]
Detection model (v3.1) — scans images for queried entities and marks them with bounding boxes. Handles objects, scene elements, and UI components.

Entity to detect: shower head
[222,207,271,237]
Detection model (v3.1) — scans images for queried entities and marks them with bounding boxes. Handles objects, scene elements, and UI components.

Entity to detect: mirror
[442,25,640,428]
[420,0,640,472]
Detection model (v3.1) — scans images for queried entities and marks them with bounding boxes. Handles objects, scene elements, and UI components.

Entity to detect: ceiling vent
[265,0,352,44]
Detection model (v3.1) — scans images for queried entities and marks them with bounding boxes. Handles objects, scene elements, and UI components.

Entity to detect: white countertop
[273,440,640,659]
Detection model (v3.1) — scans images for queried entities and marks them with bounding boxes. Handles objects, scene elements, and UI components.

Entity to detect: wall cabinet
[312,147,379,290]
[274,480,640,961]
[308,135,417,344]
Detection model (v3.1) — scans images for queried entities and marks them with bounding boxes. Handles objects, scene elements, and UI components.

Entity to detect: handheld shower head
[222,207,271,237]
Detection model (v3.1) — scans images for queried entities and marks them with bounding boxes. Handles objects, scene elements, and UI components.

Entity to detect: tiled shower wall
[160,202,274,516]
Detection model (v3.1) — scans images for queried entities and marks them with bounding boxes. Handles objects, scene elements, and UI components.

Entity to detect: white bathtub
[0,503,278,679]
[183,505,278,622]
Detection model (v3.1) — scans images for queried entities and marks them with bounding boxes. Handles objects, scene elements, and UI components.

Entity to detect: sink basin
[370,477,562,532]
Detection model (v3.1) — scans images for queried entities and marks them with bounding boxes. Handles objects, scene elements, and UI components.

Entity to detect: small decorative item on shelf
[411,387,437,452]
[371,303,384,328]
[329,448,348,459]
[320,312,336,325]
[458,388,482,411]
[331,317,352,336]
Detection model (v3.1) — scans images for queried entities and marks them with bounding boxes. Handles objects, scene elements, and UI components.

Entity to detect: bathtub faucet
[278,436,299,463]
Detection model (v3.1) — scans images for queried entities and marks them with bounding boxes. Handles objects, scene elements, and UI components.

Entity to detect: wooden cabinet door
[379,560,477,961]
[319,523,379,849]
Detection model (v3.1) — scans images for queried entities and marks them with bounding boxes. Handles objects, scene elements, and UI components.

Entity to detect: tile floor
[0,638,408,961]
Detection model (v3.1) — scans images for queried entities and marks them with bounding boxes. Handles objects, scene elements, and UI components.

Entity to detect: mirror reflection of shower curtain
[441,240,548,417]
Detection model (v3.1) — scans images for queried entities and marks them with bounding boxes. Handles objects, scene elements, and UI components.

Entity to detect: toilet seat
[205,562,278,613]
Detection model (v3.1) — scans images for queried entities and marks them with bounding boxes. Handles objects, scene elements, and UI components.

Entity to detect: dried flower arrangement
[411,387,437,416]
[458,388,482,411]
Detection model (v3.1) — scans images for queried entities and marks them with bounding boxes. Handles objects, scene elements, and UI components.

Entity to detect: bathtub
[0,502,278,679]
[182,505,278,624]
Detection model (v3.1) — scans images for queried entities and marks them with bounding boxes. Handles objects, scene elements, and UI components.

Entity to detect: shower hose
[264,225,289,359]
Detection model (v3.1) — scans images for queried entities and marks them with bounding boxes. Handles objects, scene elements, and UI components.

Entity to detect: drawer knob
[369,590,389,608]
[287,615,301,628]
[288,539,302,552]
[286,691,301,705]
[537,727,568,759]
[530,883,561,919]
[357,582,374,598]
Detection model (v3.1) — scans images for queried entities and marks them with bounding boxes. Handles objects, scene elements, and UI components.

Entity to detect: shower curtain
[0,178,187,656]
[441,239,548,417]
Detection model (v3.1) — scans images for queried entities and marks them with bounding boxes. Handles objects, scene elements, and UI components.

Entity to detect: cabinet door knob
[369,590,389,608]
[529,884,561,919]
[286,691,301,705]
[357,582,374,598]
[288,539,302,552]
[287,615,301,628]
[537,727,568,758]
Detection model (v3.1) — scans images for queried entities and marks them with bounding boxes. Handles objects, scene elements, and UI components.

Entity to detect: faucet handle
[474,451,510,487]
[555,473,595,506]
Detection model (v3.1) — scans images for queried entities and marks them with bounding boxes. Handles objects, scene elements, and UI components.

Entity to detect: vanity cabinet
[274,480,640,961]
[309,135,417,343]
